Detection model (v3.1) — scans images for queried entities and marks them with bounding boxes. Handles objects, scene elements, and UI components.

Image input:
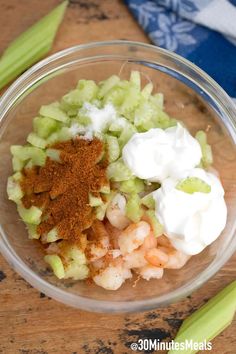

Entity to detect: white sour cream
[152,168,227,255]
[122,123,202,182]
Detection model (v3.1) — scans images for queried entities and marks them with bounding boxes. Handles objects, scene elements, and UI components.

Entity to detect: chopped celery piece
[169,281,236,354]
[96,202,108,221]
[62,244,86,264]
[12,171,23,182]
[12,156,24,172]
[64,262,89,280]
[130,71,141,90]
[98,75,120,98]
[103,86,125,106]
[106,135,120,162]
[26,223,40,240]
[27,132,47,149]
[7,176,23,203]
[76,79,98,101]
[118,124,137,148]
[40,103,69,123]
[46,148,61,163]
[17,205,42,225]
[120,178,144,194]
[62,80,98,108]
[196,130,213,167]
[100,183,110,194]
[119,86,141,119]
[107,159,133,182]
[89,194,103,207]
[25,159,34,169]
[46,228,61,243]
[33,116,58,138]
[134,101,156,127]
[145,210,163,237]
[176,177,211,194]
[47,127,72,144]
[125,193,143,223]
[141,82,153,99]
[11,145,46,166]
[44,255,65,279]
[0,1,68,90]
[141,193,155,209]
[149,93,164,109]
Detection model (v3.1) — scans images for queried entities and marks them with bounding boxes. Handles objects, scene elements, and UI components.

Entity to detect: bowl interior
[0,45,235,310]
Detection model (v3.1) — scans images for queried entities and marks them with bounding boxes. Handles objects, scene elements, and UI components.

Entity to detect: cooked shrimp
[159,247,190,269]
[93,264,132,290]
[137,265,164,281]
[118,221,151,255]
[124,249,147,269]
[144,248,169,267]
[106,193,130,230]
[87,220,109,262]
[156,235,172,248]
[141,232,157,250]
[104,220,121,249]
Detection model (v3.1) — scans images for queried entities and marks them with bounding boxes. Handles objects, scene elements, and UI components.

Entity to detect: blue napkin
[125,0,236,98]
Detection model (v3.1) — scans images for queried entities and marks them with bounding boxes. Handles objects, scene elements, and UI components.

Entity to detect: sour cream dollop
[122,124,202,182]
[153,168,227,255]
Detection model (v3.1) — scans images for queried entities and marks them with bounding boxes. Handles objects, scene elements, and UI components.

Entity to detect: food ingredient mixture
[7,71,227,290]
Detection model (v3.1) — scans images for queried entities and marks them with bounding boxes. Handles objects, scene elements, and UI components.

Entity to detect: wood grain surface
[0,1,235,353]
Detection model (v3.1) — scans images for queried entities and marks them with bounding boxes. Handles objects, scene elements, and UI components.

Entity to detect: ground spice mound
[21,137,108,241]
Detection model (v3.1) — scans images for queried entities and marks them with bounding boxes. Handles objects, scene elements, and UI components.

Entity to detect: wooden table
[0,1,235,353]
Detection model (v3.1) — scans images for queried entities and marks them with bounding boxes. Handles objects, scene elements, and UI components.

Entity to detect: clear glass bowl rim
[0,40,235,313]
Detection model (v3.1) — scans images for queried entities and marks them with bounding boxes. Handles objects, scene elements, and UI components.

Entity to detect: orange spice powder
[21,137,108,242]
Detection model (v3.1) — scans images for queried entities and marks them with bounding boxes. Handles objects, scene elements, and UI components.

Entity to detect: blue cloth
[125,0,236,97]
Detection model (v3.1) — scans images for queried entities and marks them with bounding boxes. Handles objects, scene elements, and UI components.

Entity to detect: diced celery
[26,223,40,240]
[141,193,155,209]
[33,116,59,138]
[89,193,103,207]
[46,148,61,163]
[17,205,42,224]
[25,159,34,169]
[134,101,156,127]
[11,145,46,166]
[103,86,125,106]
[169,281,236,354]
[141,82,153,99]
[12,171,23,182]
[0,1,68,90]
[99,183,110,194]
[12,156,24,172]
[176,177,211,194]
[95,202,108,221]
[76,79,98,101]
[46,228,61,242]
[27,132,47,149]
[125,193,143,223]
[149,93,164,110]
[7,176,23,203]
[98,75,120,98]
[47,127,72,144]
[120,178,144,194]
[130,71,141,90]
[145,210,163,237]
[118,124,137,148]
[107,159,133,182]
[196,130,213,167]
[106,135,120,162]
[40,103,69,123]
[64,262,89,280]
[119,86,141,119]
[44,255,65,279]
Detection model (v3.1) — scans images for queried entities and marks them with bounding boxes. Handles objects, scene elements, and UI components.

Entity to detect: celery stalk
[0,1,68,90]
[168,281,236,354]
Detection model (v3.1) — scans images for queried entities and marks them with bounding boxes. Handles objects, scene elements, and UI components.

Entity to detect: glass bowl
[0,41,235,313]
